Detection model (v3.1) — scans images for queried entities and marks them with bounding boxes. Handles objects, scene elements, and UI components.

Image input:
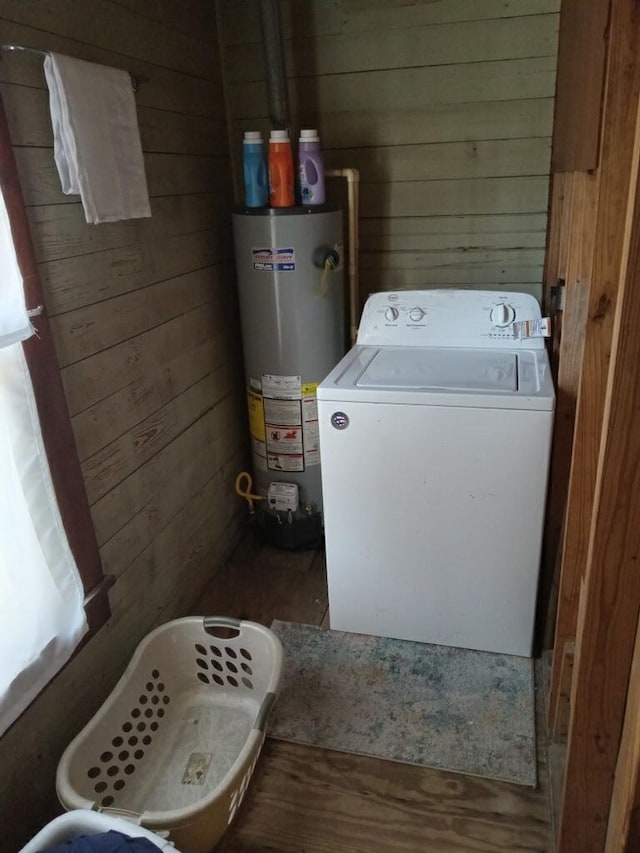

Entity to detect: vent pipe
[259,0,291,131]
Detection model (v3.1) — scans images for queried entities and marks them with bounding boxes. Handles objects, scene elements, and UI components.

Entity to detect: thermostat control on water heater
[267,482,299,513]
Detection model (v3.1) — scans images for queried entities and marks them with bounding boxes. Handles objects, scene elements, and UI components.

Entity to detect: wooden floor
[192,528,555,852]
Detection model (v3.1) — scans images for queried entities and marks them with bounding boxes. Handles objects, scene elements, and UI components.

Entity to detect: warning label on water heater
[252,247,296,272]
[255,373,320,473]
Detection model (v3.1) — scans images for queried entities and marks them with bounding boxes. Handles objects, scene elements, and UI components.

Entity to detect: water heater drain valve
[268,482,300,513]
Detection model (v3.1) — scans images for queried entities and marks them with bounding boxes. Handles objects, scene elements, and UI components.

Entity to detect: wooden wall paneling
[605,611,640,851]
[221,0,558,300]
[339,0,560,33]
[81,365,234,505]
[14,148,231,207]
[541,172,599,661]
[50,266,222,366]
[106,449,244,626]
[234,56,558,119]
[359,214,547,252]
[557,12,640,848]
[90,389,244,550]
[0,0,216,79]
[0,83,226,161]
[226,15,559,81]
[324,139,552,183]
[0,2,246,849]
[222,0,560,44]
[0,21,224,117]
[235,100,556,149]
[96,393,245,580]
[72,329,230,462]
[98,430,230,579]
[548,0,640,747]
[361,249,544,271]
[541,172,569,371]
[552,639,575,740]
[39,227,231,316]
[551,0,610,172]
[359,177,550,218]
[109,0,220,43]
[60,297,233,417]
[27,193,229,263]
[357,268,543,293]
[556,173,573,285]
[0,82,227,156]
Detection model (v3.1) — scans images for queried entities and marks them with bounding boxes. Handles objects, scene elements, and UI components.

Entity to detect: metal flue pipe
[259,0,291,131]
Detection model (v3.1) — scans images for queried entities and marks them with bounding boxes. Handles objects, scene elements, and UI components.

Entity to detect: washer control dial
[384,306,399,322]
[409,307,426,322]
[490,303,515,327]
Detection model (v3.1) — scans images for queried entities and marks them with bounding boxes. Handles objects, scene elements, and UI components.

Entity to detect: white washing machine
[317,289,555,657]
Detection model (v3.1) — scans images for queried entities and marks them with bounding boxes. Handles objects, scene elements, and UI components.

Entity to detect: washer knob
[409,307,425,322]
[490,304,515,327]
[384,306,399,321]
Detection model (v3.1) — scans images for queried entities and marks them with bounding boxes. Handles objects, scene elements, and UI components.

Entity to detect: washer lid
[357,348,518,393]
[318,345,555,411]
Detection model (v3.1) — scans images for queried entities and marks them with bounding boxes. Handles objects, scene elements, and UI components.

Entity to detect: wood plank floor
[192,528,554,852]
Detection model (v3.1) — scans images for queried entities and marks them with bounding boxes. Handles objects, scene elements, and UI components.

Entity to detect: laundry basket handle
[254,692,277,732]
[99,806,144,824]
[203,616,242,629]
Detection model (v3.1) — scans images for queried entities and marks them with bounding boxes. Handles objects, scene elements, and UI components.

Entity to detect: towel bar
[0,43,142,92]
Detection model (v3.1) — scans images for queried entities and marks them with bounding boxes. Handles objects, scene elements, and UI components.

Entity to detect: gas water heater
[232,206,345,549]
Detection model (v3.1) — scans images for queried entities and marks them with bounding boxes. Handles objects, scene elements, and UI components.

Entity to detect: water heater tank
[232,206,345,548]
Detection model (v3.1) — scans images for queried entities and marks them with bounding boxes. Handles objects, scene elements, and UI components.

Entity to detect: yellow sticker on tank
[247,390,265,442]
[301,382,318,396]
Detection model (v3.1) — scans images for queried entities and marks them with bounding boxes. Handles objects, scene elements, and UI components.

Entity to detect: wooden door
[547,0,640,849]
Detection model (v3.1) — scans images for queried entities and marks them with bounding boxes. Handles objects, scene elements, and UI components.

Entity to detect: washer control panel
[357,289,546,349]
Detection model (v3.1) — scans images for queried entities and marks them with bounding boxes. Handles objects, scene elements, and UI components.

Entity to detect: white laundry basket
[19,809,180,852]
[56,617,283,853]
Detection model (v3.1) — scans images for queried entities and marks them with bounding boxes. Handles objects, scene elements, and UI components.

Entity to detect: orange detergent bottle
[268,129,294,207]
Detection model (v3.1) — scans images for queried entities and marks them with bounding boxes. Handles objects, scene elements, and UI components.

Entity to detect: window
[0,93,110,735]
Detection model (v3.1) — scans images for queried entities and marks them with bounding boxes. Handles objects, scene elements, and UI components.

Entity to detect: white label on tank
[262,374,301,400]
[252,247,296,272]
[302,394,320,466]
[266,424,303,455]
[249,376,262,392]
[264,397,302,426]
[252,437,268,472]
[267,452,304,472]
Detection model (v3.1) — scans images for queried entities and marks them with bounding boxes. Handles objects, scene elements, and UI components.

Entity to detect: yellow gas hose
[319,256,334,298]
[235,471,265,514]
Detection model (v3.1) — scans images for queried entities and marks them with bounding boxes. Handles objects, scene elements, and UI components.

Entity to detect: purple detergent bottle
[298,129,326,205]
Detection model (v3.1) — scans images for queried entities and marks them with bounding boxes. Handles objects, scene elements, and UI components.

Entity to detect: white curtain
[0,186,33,347]
[0,187,88,735]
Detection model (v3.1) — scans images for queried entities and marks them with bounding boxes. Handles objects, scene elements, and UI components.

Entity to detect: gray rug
[269,621,536,786]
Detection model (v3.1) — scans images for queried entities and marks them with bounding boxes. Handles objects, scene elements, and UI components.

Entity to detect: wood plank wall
[0,3,245,849]
[219,0,559,304]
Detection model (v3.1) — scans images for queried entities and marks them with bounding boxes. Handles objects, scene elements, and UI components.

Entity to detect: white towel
[43,53,151,224]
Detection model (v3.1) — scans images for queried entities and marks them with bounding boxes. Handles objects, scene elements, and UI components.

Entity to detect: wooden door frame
[558,88,640,848]
[547,0,640,711]
[541,0,640,849]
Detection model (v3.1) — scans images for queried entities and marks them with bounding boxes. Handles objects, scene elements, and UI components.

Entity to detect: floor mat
[269,620,537,787]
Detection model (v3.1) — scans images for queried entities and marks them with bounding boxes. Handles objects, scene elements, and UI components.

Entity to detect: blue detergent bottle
[298,129,326,205]
[242,131,268,207]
